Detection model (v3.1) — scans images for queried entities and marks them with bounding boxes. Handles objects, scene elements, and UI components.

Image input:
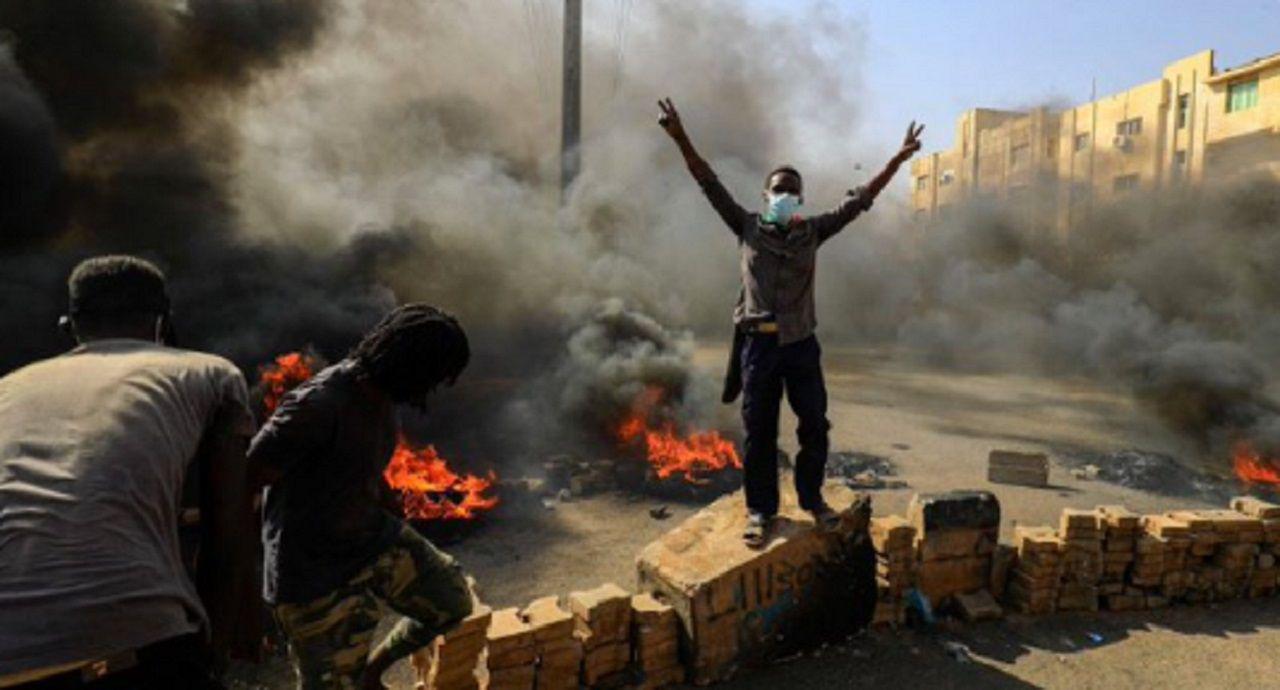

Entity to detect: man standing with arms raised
[658,98,923,547]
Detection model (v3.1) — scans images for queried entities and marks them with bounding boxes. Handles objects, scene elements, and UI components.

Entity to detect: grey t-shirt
[0,339,253,676]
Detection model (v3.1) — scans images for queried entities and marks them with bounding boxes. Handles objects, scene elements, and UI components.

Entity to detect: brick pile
[1096,505,1139,606]
[1234,497,1280,597]
[998,497,1280,615]
[870,515,915,627]
[484,608,536,690]
[522,596,582,690]
[631,594,684,690]
[1056,509,1102,612]
[1006,526,1062,614]
[420,602,492,690]
[636,485,872,684]
[908,492,999,608]
[420,493,1280,689]
[568,583,632,688]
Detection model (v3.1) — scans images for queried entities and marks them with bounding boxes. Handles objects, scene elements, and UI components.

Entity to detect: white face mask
[762,192,801,225]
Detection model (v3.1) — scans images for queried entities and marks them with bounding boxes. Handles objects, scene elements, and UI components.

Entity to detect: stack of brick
[568,583,632,688]
[522,597,583,690]
[1163,511,1221,602]
[1233,497,1280,596]
[1056,509,1102,612]
[908,492,999,608]
[1096,506,1139,604]
[636,487,874,684]
[1141,515,1192,602]
[1192,510,1261,599]
[1006,526,1062,614]
[485,608,536,690]
[869,515,916,627]
[630,594,684,690]
[419,602,492,690]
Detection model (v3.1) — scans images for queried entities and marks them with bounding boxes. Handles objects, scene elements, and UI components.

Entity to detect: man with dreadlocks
[248,304,474,690]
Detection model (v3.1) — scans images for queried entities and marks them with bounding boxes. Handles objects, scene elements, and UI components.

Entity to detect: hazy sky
[765,0,1280,161]
[567,1,1278,194]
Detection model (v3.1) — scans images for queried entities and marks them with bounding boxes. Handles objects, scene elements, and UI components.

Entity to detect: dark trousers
[740,333,830,516]
[10,634,221,690]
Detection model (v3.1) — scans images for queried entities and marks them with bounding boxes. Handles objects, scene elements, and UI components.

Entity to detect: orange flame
[383,438,500,521]
[258,351,499,521]
[1234,442,1280,486]
[616,386,742,483]
[260,352,320,415]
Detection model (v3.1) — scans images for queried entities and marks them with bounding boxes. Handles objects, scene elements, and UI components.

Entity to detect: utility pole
[560,0,582,200]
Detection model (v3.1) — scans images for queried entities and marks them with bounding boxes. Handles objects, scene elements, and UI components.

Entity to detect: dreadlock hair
[67,255,171,337]
[349,304,470,400]
[764,164,803,191]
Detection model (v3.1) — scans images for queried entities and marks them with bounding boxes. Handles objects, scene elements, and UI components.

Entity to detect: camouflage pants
[273,525,472,690]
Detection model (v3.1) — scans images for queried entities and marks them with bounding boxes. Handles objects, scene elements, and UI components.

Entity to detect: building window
[1010,143,1029,169]
[1173,150,1187,167]
[1177,94,1190,129]
[1113,174,1140,193]
[939,169,955,186]
[1116,118,1142,136]
[1045,138,1056,159]
[1074,132,1090,152]
[1227,79,1259,113]
[916,175,929,191]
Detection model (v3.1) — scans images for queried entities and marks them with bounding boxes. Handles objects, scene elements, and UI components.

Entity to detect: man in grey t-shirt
[0,256,255,689]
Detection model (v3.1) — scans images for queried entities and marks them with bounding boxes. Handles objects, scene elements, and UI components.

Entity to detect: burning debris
[1233,443,1280,489]
[383,440,499,522]
[530,300,743,501]
[257,350,501,526]
[616,386,741,484]
[258,350,323,416]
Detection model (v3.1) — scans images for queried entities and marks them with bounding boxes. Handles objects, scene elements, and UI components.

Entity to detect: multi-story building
[911,49,1280,232]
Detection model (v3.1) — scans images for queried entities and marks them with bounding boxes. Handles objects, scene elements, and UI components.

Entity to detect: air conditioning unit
[1113,135,1133,151]
[939,170,955,184]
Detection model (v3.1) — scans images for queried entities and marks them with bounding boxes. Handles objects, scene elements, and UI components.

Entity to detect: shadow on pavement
[958,595,1280,665]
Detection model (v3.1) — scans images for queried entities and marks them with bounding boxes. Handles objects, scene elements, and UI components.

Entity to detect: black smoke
[0,0,403,373]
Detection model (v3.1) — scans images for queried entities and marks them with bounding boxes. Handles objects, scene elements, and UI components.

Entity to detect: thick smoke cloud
[7,0,1270,474]
[0,1,866,467]
[818,177,1280,463]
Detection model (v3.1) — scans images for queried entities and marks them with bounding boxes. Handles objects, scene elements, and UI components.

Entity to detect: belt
[743,321,779,335]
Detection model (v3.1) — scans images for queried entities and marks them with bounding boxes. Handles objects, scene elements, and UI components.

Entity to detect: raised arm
[865,121,925,200]
[813,121,925,243]
[658,98,748,235]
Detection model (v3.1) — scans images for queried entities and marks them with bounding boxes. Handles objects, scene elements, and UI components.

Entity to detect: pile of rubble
[415,583,682,690]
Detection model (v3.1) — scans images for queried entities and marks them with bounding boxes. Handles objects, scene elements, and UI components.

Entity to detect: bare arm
[813,121,925,243]
[658,98,749,234]
[865,121,925,201]
[196,401,255,666]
